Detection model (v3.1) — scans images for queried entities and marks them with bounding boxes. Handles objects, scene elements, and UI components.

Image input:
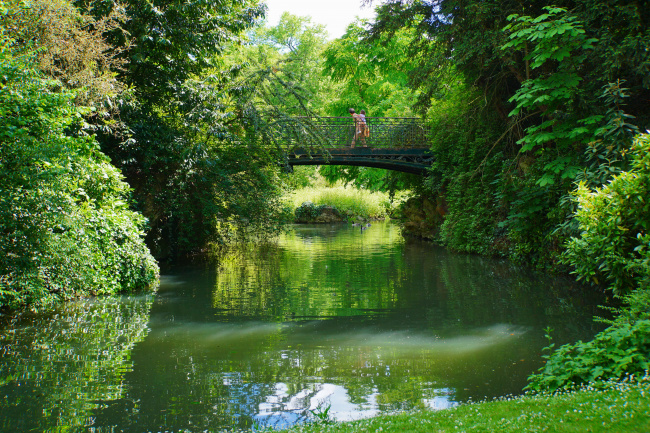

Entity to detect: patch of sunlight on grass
[284,185,407,220]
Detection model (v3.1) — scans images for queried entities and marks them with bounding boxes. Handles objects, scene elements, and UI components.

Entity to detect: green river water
[0,221,604,432]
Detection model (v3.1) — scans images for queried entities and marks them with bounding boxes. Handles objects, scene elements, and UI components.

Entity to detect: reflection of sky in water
[255,382,456,428]
[255,382,381,427]
[424,392,458,410]
[211,320,526,428]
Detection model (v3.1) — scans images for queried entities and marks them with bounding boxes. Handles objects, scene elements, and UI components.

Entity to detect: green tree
[74,0,265,107]
[322,21,417,117]
[319,22,421,192]
[249,12,333,115]
[62,0,293,258]
[226,12,342,123]
[0,36,158,309]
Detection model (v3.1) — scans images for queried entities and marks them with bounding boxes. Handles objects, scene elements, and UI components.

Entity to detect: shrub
[0,41,158,309]
[294,201,341,223]
[528,286,650,394]
[527,133,650,394]
[527,316,650,393]
[562,133,650,295]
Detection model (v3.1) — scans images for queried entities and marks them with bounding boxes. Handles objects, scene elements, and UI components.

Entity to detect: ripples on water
[0,221,605,432]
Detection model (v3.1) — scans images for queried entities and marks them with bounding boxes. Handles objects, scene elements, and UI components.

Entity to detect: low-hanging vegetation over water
[1,0,649,430]
[0,33,159,309]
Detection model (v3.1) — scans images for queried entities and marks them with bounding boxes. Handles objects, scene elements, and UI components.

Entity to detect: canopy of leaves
[1,0,129,113]
[322,21,418,117]
[74,0,266,107]
[317,21,422,192]
[230,12,334,116]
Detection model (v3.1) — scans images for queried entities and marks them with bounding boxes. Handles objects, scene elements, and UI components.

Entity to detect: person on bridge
[349,108,367,148]
[360,110,371,140]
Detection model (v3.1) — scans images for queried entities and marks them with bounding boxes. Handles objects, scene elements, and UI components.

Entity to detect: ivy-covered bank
[377,3,649,272]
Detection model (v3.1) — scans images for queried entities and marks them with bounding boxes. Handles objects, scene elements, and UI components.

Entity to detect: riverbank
[283,185,404,222]
[269,376,650,433]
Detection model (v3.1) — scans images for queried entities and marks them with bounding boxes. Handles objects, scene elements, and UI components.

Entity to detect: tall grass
[284,185,401,220]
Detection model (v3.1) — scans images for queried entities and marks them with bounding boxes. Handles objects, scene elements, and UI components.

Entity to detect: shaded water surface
[0,222,604,432]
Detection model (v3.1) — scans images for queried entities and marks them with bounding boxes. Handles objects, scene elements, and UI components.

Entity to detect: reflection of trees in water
[121,316,531,431]
[92,221,604,432]
[399,239,604,338]
[0,296,153,432]
[0,223,606,432]
[211,224,407,319]
[211,223,602,340]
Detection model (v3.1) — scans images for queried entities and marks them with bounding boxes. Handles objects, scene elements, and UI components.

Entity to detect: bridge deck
[273,116,428,148]
[274,116,433,175]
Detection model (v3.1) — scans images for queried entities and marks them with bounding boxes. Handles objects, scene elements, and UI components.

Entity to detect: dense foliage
[2,0,128,109]
[359,0,650,394]
[1,0,295,308]
[2,0,647,324]
[1,0,649,421]
[241,14,423,194]
[65,0,294,258]
[0,41,158,309]
[563,134,650,295]
[362,0,649,270]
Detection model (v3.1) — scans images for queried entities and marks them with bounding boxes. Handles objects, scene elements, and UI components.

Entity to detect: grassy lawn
[265,376,650,433]
[284,185,403,220]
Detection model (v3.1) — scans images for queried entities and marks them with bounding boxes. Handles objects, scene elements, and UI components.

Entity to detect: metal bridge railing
[271,116,430,149]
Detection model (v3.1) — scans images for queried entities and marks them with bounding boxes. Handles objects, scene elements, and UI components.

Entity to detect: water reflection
[0,222,604,432]
[0,295,154,432]
[119,222,602,431]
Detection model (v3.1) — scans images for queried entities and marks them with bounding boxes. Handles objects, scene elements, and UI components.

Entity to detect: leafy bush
[527,133,650,393]
[562,133,650,295]
[294,201,341,223]
[0,42,158,309]
[527,286,650,393]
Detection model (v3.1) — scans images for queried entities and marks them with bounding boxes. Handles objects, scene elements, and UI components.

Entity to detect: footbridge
[272,116,433,175]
